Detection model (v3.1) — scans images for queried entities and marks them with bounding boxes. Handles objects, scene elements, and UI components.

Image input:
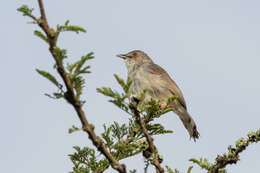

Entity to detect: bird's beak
[117,54,127,60]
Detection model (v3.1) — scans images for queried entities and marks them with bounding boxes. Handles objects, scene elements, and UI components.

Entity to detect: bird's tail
[175,109,199,141]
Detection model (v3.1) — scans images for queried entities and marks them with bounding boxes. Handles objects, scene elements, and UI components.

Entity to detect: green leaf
[68,125,80,134]
[75,53,94,73]
[65,20,70,26]
[109,100,129,112]
[97,87,130,114]
[36,69,61,88]
[114,74,129,93]
[53,92,64,98]
[66,53,94,100]
[101,124,114,148]
[165,166,180,173]
[57,20,86,34]
[44,92,64,99]
[97,87,120,98]
[189,158,212,171]
[69,146,110,172]
[146,123,173,136]
[167,95,178,105]
[34,30,48,43]
[17,5,37,21]
[64,25,86,33]
[53,47,67,61]
[73,146,81,152]
[187,166,193,173]
[67,53,94,73]
[130,169,137,173]
[72,75,84,100]
[158,107,174,116]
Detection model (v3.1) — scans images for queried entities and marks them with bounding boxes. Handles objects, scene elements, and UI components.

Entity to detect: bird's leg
[160,103,167,110]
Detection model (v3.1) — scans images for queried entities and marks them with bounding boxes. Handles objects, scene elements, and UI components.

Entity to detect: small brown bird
[117,50,199,140]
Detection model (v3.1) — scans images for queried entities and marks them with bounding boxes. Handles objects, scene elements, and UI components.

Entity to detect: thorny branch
[36,1,126,172]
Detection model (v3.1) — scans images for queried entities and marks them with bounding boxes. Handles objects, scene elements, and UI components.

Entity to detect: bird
[117,50,199,140]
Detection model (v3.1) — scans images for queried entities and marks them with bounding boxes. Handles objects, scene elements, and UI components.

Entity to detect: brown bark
[36,1,126,172]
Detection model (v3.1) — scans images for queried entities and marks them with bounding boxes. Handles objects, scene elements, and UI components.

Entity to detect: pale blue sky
[1,0,260,172]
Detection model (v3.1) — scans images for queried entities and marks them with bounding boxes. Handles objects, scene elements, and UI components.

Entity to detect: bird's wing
[146,63,187,109]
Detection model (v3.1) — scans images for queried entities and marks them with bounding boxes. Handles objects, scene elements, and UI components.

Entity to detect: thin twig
[138,116,164,173]
[130,102,164,173]
[210,130,260,173]
[36,1,126,172]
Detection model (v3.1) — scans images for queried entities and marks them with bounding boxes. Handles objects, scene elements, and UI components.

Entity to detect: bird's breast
[128,68,146,96]
[128,66,166,102]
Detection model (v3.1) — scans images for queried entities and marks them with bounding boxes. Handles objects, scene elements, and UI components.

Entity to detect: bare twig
[36,1,126,172]
[130,102,164,173]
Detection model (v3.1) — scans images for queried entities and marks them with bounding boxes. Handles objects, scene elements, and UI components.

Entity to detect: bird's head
[117,50,153,72]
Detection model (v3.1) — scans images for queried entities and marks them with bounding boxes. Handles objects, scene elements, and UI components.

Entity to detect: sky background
[1,0,260,172]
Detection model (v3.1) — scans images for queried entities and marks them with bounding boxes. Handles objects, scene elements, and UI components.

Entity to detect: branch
[35,1,126,172]
[210,130,260,173]
[130,102,164,173]
[190,130,260,173]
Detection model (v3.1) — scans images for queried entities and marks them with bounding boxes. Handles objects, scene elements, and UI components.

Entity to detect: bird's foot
[160,103,167,110]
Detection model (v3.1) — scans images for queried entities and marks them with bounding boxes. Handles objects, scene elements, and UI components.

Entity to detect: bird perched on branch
[117,50,199,140]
